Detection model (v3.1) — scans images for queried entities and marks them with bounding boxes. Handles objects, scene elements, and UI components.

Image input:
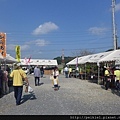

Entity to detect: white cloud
[32,22,59,35]
[115,3,120,12]
[88,27,108,35]
[26,39,50,47]
[7,44,29,51]
[21,45,29,50]
[35,39,50,46]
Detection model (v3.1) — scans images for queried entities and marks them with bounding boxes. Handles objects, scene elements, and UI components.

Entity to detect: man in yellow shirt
[114,66,120,91]
[68,67,72,78]
[10,63,29,105]
[104,67,110,90]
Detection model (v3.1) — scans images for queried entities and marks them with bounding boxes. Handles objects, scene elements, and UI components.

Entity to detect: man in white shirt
[64,66,69,78]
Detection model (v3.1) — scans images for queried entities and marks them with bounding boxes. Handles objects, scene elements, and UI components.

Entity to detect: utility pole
[112,0,117,50]
[62,49,65,66]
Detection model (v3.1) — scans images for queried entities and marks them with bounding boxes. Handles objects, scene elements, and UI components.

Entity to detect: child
[53,76,59,90]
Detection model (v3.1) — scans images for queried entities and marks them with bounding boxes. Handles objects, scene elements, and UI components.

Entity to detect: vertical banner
[15,45,21,62]
[0,32,6,58]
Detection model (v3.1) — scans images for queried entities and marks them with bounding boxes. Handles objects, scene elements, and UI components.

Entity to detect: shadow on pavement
[52,86,61,91]
[39,82,44,86]
[110,89,120,97]
[21,93,37,104]
[101,85,120,97]
[9,86,14,93]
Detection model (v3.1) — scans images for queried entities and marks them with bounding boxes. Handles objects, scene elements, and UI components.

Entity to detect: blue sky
[0,0,120,59]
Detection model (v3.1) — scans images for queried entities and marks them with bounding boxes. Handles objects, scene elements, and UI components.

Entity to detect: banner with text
[0,33,6,58]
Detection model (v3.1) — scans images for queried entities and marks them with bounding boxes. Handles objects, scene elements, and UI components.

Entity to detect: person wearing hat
[114,66,120,91]
[10,63,29,105]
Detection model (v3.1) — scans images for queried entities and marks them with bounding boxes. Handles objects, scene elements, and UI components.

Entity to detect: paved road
[0,74,120,115]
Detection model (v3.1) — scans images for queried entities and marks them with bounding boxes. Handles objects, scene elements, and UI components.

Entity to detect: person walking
[64,66,69,78]
[104,67,110,90]
[114,66,120,91]
[0,66,3,98]
[34,65,41,86]
[52,76,59,90]
[2,69,9,95]
[10,63,29,105]
[52,67,59,78]
[51,67,59,87]
[40,66,44,78]
[68,67,72,78]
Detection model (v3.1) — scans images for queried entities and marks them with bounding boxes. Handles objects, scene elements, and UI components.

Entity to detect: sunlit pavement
[0,74,120,115]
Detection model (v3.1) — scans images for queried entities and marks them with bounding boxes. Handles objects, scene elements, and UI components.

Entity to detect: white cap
[17,63,21,66]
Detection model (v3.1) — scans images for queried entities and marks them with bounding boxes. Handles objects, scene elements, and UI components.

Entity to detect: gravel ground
[0,74,120,115]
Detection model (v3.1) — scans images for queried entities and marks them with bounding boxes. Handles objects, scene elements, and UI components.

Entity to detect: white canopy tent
[67,55,92,65]
[5,54,17,63]
[66,57,77,65]
[78,55,93,64]
[20,59,58,66]
[0,54,17,64]
[81,51,112,64]
[66,51,112,65]
[0,54,17,71]
[97,50,120,84]
[98,50,120,64]
[66,51,113,82]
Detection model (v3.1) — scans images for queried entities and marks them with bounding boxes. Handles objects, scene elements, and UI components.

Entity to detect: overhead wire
[5,29,116,55]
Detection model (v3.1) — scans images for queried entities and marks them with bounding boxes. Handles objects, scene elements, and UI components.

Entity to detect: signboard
[15,45,21,62]
[0,33,6,58]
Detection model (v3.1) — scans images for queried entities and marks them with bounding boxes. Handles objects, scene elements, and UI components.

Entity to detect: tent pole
[85,63,86,80]
[98,66,99,84]
[97,62,100,84]
[4,58,6,71]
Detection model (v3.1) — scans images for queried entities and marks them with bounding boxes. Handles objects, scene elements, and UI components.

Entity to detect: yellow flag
[15,46,20,62]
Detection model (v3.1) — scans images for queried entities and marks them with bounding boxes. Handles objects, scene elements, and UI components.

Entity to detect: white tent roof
[66,51,112,65]
[20,59,58,66]
[5,54,17,63]
[98,50,120,63]
[78,55,92,64]
[81,51,112,64]
[1,54,17,63]
[67,55,92,65]
[66,57,77,65]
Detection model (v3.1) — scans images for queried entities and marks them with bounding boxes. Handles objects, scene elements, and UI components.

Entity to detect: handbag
[50,75,53,80]
[28,86,34,93]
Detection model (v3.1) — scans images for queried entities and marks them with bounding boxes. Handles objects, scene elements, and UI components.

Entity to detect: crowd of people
[104,65,120,91]
[0,63,45,105]
[0,65,11,98]
[62,65,120,92]
[0,63,120,105]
